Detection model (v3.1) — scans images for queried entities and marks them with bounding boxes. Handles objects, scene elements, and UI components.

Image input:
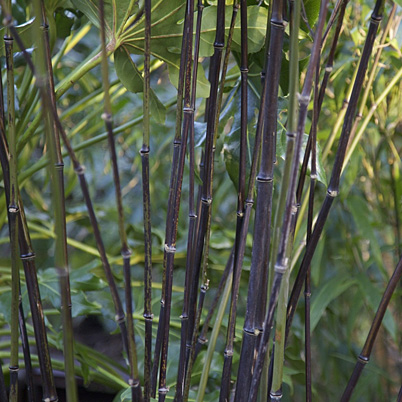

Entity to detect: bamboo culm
[175,0,204,399]
[156,2,195,399]
[150,2,192,395]
[99,1,142,400]
[232,0,285,398]
[142,1,153,401]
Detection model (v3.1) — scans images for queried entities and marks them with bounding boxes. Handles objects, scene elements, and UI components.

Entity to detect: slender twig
[99,1,142,401]
[341,256,402,401]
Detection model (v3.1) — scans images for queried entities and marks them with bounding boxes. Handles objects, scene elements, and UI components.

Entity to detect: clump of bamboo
[232,0,286,397]
[286,0,386,340]
[99,1,142,401]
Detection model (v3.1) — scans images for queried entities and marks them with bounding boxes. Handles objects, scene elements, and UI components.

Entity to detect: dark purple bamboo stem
[232,0,285,398]
[150,3,192,396]
[174,0,203,399]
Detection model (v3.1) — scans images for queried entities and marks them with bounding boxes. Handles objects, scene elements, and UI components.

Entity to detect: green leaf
[276,132,327,186]
[310,274,357,331]
[355,273,398,342]
[347,195,383,269]
[302,0,321,31]
[114,45,166,123]
[71,0,138,37]
[71,291,102,317]
[198,5,268,57]
[0,19,35,57]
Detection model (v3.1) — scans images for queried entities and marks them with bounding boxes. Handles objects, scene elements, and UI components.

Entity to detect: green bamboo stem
[0,364,6,402]
[99,1,142,401]
[341,255,402,401]
[4,2,19,398]
[248,0,329,399]
[270,0,300,397]
[195,270,233,402]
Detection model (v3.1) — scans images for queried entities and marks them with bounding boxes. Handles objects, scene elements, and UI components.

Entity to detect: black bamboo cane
[150,2,192,396]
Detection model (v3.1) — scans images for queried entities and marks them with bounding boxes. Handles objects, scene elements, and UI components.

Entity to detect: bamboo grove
[0,0,401,401]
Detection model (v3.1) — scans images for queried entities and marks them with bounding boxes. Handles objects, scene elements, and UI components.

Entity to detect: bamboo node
[274,262,287,274]
[8,206,19,213]
[3,36,13,42]
[325,66,333,73]
[358,355,369,364]
[243,327,255,336]
[122,249,132,259]
[270,391,283,400]
[20,252,35,261]
[310,173,318,180]
[40,23,49,32]
[164,244,176,254]
[286,131,297,139]
[101,112,112,122]
[240,67,249,73]
[158,387,169,394]
[327,189,338,198]
[74,165,86,175]
[237,211,244,217]
[201,196,212,205]
[115,314,125,324]
[8,365,18,372]
[224,349,233,357]
[298,93,310,104]
[183,106,194,113]
[370,14,382,24]
[198,336,207,345]
[291,205,298,214]
[143,313,153,320]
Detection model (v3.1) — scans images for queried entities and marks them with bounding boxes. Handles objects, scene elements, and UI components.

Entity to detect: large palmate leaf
[114,45,166,123]
[120,1,268,97]
[71,0,138,38]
